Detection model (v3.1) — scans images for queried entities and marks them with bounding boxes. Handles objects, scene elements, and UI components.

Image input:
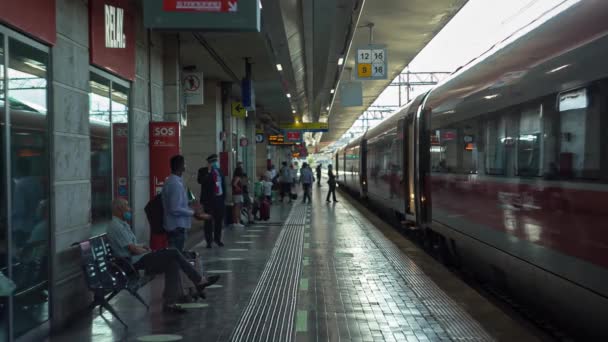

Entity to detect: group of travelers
[104,154,339,315]
[107,154,222,314]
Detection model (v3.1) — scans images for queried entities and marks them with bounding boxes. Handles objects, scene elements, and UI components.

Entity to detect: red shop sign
[90,0,136,80]
[0,0,56,45]
[149,122,181,198]
[163,0,238,13]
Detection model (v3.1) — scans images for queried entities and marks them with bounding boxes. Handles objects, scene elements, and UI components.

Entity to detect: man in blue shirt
[107,198,219,313]
[162,155,206,251]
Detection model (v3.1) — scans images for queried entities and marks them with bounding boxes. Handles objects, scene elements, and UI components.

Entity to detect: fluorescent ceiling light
[484,94,499,100]
[292,110,296,114]
[338,57,344,66]
[547,64,571,74]
[330,89,335,94]
[276,64,283,71]
[326,106,330,111]
[286,93,291,98]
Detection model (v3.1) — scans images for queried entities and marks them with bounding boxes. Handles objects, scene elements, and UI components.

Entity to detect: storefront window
[89,72,130,235]
[0,33,50,340]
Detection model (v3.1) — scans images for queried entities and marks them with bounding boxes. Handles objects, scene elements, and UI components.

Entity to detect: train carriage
[336,1,608,338]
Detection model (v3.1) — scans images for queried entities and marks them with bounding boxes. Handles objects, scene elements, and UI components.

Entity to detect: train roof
[425,1,608,122]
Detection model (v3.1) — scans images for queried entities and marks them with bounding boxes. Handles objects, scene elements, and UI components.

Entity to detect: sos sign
[152,126,177,137]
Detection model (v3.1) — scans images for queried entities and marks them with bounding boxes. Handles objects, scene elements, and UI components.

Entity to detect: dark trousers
[280,182,292,201]
[204,204,225,245]
[317,175,321,186]
[302,183,312,203]
[326,185,337,202]
[134,248,202,303]
[167,228,187,252]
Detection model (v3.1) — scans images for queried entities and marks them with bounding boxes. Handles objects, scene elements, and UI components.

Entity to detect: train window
[517,106,542,176]
[485,116,506,175]
[89,72,130,235]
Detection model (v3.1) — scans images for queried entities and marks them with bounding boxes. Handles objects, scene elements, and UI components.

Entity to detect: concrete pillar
[245,112,256,181]
[50,0,92,329]
[256,135,268,178]
[131,4,164,244]
[163,34,181,124]
[181,80,222,196]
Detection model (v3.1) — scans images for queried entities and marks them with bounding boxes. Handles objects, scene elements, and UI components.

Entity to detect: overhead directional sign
[356,45,388,80]
[279,122,329,132]
[163,0,238,13]
[231,101,246,118]
[144,0,260,32]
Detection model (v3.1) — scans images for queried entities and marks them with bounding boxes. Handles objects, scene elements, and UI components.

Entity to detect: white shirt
[263,181,273,196]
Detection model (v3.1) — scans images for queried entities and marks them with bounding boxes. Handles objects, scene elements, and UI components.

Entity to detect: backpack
[145,194,165,235]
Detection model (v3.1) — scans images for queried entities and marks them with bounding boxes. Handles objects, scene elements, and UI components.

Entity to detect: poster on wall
[113,123,129,200]
[149,122,181,198]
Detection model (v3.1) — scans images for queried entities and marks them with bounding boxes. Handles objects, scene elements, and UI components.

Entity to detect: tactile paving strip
[344,205,495,341]
[230,204,309,342]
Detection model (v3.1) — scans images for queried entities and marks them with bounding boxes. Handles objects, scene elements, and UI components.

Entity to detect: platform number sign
[356,45,388,80]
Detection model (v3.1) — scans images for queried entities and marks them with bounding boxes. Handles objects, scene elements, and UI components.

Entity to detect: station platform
[48,188,544,342]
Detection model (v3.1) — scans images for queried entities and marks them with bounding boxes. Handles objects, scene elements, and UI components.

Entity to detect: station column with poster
[150,122,181,197]
[149,122,180,250]
[113,123,129,200]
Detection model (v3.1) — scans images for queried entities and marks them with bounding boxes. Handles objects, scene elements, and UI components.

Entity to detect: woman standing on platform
[231,167,245,228]
[326,165,338,203]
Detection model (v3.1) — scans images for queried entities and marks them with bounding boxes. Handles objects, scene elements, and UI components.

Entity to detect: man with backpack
[162,155,207,252]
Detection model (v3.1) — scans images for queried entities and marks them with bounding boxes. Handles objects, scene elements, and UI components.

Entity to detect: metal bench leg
[101,301,128,329]
[128,289,150,311]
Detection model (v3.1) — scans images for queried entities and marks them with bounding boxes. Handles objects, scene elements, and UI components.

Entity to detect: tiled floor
[49,187,545,342]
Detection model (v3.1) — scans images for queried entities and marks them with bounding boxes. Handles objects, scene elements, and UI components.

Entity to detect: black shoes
[206,243,212,249]
[216,241,225,247]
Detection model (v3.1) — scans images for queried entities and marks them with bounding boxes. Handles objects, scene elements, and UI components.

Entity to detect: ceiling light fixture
[338,57,344,66]
[326,106,330,111]
[547,64,571,74]
[484,94,499,100]
[286,93,291,98]
[276,64,283,71]
[292,110,296,114]
[330,88,335,94]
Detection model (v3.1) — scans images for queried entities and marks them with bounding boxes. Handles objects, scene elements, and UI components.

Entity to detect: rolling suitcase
[260,199,270,221]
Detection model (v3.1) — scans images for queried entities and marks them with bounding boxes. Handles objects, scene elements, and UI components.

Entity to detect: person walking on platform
[162,155,207,251]
[300,163,315,204]
[326,165,338,203]
[316,164,322,186]
[279,161,293,203]
[231,167,245,228]
[199,154,227,248]
[107,198,219,313]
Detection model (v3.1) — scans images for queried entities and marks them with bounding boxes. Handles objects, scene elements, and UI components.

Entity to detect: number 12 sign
[356,45,388,80]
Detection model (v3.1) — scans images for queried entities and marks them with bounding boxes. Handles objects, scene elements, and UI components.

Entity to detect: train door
[403,116,416,222]
[359,139,368,196]
[414,104,432,226]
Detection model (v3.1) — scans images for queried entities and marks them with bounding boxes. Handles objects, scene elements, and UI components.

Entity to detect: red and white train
[336,1,608,338]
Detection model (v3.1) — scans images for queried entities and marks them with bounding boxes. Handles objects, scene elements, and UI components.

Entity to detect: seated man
[107,198,219,313]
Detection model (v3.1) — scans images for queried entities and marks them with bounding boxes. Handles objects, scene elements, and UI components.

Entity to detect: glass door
[0,27,51,341]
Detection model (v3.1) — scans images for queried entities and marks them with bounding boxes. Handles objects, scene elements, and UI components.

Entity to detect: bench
[74,234,154,328]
